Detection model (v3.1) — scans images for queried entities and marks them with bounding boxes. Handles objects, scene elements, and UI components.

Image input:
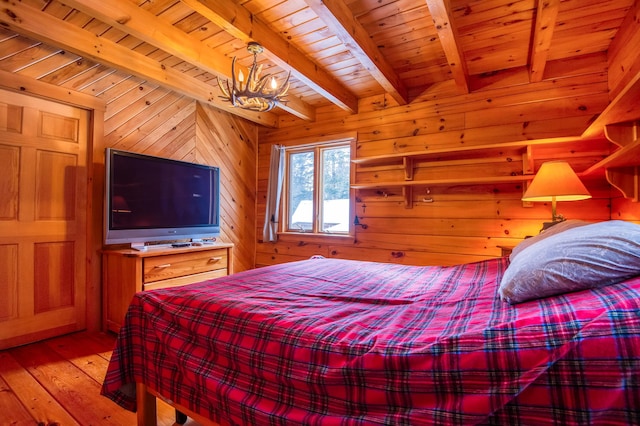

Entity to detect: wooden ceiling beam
[425,0,469,94]
[529,0,561,83]
[304,0,409,106]
[182,0,358,114]
[59,0,314,122]
[0,0,279,127]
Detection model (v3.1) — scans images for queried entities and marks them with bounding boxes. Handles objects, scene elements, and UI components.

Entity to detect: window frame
[281,136,355,237]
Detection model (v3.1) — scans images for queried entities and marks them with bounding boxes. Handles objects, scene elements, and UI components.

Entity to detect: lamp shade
[522,161,591,202]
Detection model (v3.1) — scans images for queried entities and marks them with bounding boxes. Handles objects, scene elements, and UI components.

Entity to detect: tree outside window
[286,143,351,234]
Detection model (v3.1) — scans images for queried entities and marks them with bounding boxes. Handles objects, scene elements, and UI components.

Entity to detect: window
[285,141,352,234]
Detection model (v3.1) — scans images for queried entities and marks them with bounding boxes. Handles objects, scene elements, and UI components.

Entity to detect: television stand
[102,242,234,333]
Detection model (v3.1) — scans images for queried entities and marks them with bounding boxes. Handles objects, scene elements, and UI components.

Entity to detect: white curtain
[263,144,285,242]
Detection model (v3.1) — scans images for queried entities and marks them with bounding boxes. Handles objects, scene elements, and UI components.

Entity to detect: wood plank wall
[102,92,257,273]
[89,86,259,328]
[257,56,640,268]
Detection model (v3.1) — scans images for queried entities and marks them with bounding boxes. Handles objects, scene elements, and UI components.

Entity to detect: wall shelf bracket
[521,145,534,207]
[606,166,639,202]
[602,121,640,202]
[402,185,413,209]
[403,157,414,180]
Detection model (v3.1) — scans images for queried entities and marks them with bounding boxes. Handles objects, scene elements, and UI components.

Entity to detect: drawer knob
[154,263,172,268]
[209,257,222,263]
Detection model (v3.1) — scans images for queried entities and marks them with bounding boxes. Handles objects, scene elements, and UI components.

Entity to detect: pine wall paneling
[98,77,258,324]
[257,63,627,267]
[102,94,258,285]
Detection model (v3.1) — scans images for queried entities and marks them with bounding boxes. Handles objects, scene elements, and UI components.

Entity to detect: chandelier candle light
[217,42,290,112]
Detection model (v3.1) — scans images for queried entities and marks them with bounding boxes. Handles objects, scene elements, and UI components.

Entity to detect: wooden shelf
[584,143,640,171]
[579,63,640,201]
[352,118,640,204]
[351,137,579,167]
[584,124,640,172]
[351,175,530,189]
[350,140,559,207]
[583,120,640,201]
[352,175,530,208]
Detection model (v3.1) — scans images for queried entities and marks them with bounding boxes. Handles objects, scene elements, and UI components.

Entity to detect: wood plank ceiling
[0,0,636,128]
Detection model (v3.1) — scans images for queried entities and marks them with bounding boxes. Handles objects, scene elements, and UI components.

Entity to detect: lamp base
[541,218,565,232]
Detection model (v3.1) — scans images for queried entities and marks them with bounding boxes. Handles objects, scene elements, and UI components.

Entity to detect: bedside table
[497,245,515,257]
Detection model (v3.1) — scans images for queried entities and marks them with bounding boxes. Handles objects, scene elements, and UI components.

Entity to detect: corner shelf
[580,64,640,201]
[583,121,640,201]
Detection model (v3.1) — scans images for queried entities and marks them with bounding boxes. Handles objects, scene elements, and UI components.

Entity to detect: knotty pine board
[0,332,196,425]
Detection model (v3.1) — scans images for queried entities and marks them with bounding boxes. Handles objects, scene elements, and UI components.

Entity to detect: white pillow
[509,220,589,261]
[500,221,640,304]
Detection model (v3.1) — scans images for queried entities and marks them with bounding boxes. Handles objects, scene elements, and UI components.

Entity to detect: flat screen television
[104,148,220,248]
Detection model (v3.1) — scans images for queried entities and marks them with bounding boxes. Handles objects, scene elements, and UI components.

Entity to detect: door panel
[35,150,77,220]
[0,145,19,220]
[0,89,88,349]
[0,244,18,322]
[34,241,75,313]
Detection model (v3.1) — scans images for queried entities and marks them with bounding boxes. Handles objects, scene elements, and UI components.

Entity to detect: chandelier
[217,42,290,112]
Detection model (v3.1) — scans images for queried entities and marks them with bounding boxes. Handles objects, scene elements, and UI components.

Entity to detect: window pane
[288,151,314,231]
[321,146,350,233]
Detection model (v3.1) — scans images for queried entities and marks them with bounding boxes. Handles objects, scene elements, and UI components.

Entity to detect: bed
[101,220,640,425]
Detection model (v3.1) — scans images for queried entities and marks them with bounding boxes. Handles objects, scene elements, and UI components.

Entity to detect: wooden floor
[0,331,201,426]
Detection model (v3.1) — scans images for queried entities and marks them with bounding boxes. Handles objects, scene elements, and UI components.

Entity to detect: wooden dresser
[102,243,234,333]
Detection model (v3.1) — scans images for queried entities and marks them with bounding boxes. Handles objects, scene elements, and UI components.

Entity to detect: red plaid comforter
[101,257,640,425]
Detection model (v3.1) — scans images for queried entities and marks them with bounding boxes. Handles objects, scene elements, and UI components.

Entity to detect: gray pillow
[509,219,590,261]
[499,220,640,304]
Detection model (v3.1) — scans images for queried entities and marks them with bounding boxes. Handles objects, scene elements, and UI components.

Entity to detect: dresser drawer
[103,243,233,333]
[143,248,228,283]
[143,269,228,291]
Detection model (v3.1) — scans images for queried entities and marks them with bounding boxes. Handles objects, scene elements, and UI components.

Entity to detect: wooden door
[0,89,88,349]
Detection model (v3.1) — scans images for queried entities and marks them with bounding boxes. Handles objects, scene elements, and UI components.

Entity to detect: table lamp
[522,160,591,230]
